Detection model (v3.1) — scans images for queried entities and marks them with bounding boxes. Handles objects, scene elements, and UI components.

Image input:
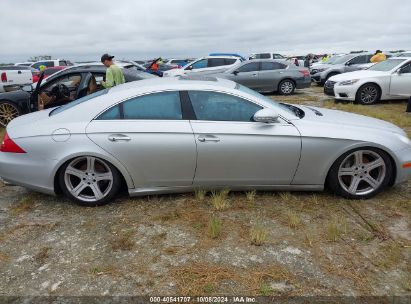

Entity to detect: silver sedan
[0,77,410,206]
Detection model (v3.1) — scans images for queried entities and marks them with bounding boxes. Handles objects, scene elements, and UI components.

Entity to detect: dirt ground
[0,86,410,297]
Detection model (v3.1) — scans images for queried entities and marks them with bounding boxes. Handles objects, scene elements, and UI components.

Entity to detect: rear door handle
[198,135,220,142]
[108,134,131,142]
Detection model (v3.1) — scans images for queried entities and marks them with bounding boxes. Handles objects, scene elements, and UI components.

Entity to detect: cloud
[0,0,410,62]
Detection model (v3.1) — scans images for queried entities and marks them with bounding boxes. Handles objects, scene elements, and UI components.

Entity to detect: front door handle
[198,135,220,142]
[108,134,131,142]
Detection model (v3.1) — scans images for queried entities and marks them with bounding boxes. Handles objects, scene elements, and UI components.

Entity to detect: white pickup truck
[0,66,33,93]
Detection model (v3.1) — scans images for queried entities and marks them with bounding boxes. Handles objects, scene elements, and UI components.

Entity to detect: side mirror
[253,108,279,123]
[233,70,239,75]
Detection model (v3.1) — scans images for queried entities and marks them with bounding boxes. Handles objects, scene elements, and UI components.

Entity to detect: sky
[0,0,410,63]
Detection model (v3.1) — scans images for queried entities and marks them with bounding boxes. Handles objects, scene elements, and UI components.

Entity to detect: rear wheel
[0,101,20,127]
[59,156,122,206]
[327,148,393,199]
[278,79,295,95]
[355,83,381,105]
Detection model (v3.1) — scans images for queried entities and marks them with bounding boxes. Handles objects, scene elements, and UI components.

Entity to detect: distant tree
[28,55,52,62]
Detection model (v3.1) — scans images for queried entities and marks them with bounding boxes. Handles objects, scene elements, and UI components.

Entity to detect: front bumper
[394,147,411,185]
[324,81,336,96]
[333,84,358,101]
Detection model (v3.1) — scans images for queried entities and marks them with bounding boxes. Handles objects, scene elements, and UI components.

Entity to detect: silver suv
[310,53,373,85]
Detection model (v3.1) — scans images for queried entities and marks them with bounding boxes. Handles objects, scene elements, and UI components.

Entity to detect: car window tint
[208,58,226,67]
[59,61,67,66]
[237,62,260,72]
[400,63,411,73]
[123,91,182,120]
[257,53,271,59]
[188,91,262,122]
[348,55,367,65]
[97,105,121,120]
[224,59,236,65]
[189,59,207,70]
[260,62,286,70]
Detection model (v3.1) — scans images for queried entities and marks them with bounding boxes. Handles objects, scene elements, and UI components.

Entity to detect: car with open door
[0,65,155,127]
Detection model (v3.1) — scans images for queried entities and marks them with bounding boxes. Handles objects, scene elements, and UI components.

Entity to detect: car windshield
[368,59,406,71]
[398,53,411,57]
[236,84,302,118]
[49,89,109,116]
[331,55,356,65]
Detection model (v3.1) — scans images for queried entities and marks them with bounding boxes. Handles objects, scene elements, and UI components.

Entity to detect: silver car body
[0,78,410,197]
[211,59,311,93]
[310,53,374,84]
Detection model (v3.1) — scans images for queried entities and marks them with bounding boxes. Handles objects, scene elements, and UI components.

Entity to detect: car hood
[299,105,405,135]
[311,63,333,71]
[329,70,388,82]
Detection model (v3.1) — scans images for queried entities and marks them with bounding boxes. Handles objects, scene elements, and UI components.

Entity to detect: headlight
[338,79,359,86]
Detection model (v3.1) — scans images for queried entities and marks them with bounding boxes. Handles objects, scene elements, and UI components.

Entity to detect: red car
[32,66,66,83]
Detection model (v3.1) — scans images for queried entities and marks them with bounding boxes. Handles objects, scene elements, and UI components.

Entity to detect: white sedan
[325,58,411,104]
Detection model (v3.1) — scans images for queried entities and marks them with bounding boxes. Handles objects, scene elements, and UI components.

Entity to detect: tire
[59,156,122,207]
[0,100,20,128]
[278,79,295,95]
[355,83,381,105]
[327,147,393,199]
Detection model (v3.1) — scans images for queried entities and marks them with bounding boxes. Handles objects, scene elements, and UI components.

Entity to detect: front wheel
[355,83,381,105]
[0,101,20,127]
[59,156,122,206]
[278,79,295,95]
[327,148,393,199]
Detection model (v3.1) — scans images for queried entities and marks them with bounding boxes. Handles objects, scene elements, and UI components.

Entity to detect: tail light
[0,132,26,153]
[299,70,310,77]
[1,72,7,82]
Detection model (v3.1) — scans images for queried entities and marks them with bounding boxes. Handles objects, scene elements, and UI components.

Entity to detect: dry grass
[327,215,348,242]
[208,216,222,239]
[173,262,293,296]
[286,211,301,229]
[0,128,5,141]
[210,189,230,210]
[34,246,51,264]
[89,264,122,277]
[250,220,268,246]
[245,190,257,204]
[194,189,207,202]
[10,195,37,215]
[110,230,134,251]
[374,241,405,269]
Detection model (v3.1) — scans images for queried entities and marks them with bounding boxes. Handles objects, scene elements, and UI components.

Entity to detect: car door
[187,90,301,186]
[230,62,261,89]
[390,62,411,96]
[344,55,367,72]
[86,91,197,188]
[258,61,288,92]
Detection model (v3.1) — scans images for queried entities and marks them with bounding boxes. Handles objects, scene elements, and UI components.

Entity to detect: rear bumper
[295,77,311,89]
[0,152,56,195]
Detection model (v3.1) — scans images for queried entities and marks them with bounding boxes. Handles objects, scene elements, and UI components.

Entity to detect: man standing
[101,54,125,88]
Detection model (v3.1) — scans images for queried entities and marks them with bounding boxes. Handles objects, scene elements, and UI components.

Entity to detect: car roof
[108,76,236,94]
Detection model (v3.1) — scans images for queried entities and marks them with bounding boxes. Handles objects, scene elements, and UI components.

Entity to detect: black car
[0,65,155,127]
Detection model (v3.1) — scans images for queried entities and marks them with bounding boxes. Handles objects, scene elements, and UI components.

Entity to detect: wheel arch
[324,144,397,188]
[277,78,296,92]
[355,82,382,103]
[52,152,134,195]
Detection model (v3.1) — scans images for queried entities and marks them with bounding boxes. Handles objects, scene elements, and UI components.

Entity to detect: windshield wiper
[280,103,305,118]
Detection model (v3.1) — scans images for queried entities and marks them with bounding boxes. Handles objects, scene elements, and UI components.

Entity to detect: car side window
[208,58,226,67]
[400,63,411,74]
[348,55,367,65]
[224,59,237,65]
[260,62,286,71]
[188,91,262,122]
[237,62,260,73]
[189,59,207,70]
[257,53,271,59]
[123,91,182,120]
[59,61,67,66]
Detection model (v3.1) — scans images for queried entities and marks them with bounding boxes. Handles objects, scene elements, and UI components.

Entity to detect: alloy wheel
[0,102,19,127]
[280,81,294,94]
[360,86,378,104]
[337,150,386,196]
[64,156,114,203]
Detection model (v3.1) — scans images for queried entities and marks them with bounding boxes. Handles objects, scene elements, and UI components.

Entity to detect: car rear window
[49,89,109,116]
